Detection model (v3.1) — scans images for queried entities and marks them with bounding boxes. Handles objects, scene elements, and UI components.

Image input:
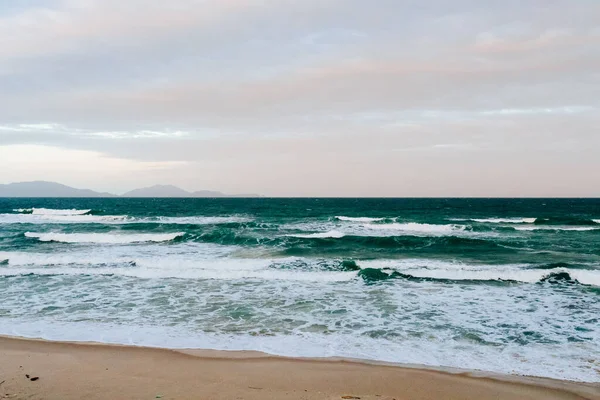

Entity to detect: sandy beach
[0,336,597,400]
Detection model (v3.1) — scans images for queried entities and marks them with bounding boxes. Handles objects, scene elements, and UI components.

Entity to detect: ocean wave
[356,259,600,286]
[334,216,386,222]
[470,218,537,224]
[0,243,237,268]
[24,232,184,244]
[514,226,599,232]
[2,254,598,286]
[287,230,346,239]
[0,213,252,225]
[363,222,466,234]
[0,269,355,282]
[335,217,471,236]
[181,231,517,256]
[534,217,599,226]
[14,208,92,215]
[0,250,359,274]
[0,258,355,282]
[285,223,469,240]
[453,217,600,226]
[0,213,128,224]
[144,216,253,225]
[357,268,598,286]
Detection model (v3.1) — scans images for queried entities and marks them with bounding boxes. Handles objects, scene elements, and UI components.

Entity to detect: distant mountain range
[122,184,258,198]
[0,181,259,198]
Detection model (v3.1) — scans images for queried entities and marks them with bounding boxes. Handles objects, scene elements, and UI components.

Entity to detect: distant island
[0,181,260,198]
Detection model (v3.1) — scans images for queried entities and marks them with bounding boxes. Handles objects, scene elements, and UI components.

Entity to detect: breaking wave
[514,226,599,232]
[362,222,466,234]
[287,230,346,239]
[24,232,184,244]
[334,216,387,222]
[14,208,92,215]
[356,259,600,286]
[0,212,252,225]
[470,218,537,224]
[534,217,599,226]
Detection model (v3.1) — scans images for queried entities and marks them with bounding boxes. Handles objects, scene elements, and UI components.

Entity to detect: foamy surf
[144,216,253,224]
[24,232,184,244]
[0,262,355,282]
[363,222,466,234]
[1,212,251,225]
[284,223,472,239]
[0,213,128,224]
[514,226,600,231]
[287,230,346,238]
[15,208,92,215]
[357,259,600,286]
[470,218,537,224]
[1,321,597,382]
[335,216,386,222]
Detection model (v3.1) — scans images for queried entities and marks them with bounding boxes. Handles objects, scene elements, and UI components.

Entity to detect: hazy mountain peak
[122,185,197,198]
[0,181,258,197]
[0,181,115,198]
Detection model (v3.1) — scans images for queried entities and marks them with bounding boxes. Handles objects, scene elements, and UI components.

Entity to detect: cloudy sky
[1,0,598,196]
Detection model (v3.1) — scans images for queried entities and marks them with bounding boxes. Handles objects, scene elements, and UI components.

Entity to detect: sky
[0,0,599,196]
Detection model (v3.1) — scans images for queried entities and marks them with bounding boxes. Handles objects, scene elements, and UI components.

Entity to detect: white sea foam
[146,216,253,224]
[0,262,354,282]
[1,213,251,225]
[363,223,465,234]
[335,217,472,235]
[470,218,537,224]
[1,315,598,382]
[285,223,471,239]
[0,213,128,224]
[1,267,355,282]
[287,230,346,239]
[335,216,386,222]
[358,259,600,286]
[24,232,184,244]
[1,257,599,382]
[514,226,599,231]
[593,219,600,224]
[0,243,237,267]
[0,249,354,281]
[15,208,92,215]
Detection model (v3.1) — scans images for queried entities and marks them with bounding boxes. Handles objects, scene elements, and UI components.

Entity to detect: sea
[0,198,599,382]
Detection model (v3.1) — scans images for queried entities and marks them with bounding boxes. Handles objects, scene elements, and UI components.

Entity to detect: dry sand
[0,336,598,400]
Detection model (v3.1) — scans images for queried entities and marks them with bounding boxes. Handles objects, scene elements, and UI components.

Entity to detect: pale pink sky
[1,0,599,196]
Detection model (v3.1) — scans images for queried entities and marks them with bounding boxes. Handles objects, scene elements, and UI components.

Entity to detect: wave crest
[470,218,536,224]
[15,208,92,215]
[287,230,346,239]
[24,232,184,244]
[356,260,600,286]
[334,216,386,222]
[514,226,599,232]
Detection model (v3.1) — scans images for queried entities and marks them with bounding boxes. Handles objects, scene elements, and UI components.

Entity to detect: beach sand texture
[1,337,598,400]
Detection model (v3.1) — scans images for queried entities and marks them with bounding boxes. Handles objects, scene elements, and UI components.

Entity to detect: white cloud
[0,123,191,139]
[0,145,188,190]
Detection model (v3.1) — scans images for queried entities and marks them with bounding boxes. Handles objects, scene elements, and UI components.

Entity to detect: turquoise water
[0,198,599,381]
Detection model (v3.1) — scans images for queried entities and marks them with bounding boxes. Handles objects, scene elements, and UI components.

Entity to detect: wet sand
[0,336,598,400]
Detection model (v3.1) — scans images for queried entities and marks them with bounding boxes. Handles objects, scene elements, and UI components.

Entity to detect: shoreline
[0,335,598,400]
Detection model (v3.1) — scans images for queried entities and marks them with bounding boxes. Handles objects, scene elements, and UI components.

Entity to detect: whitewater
[0,198,599,382]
